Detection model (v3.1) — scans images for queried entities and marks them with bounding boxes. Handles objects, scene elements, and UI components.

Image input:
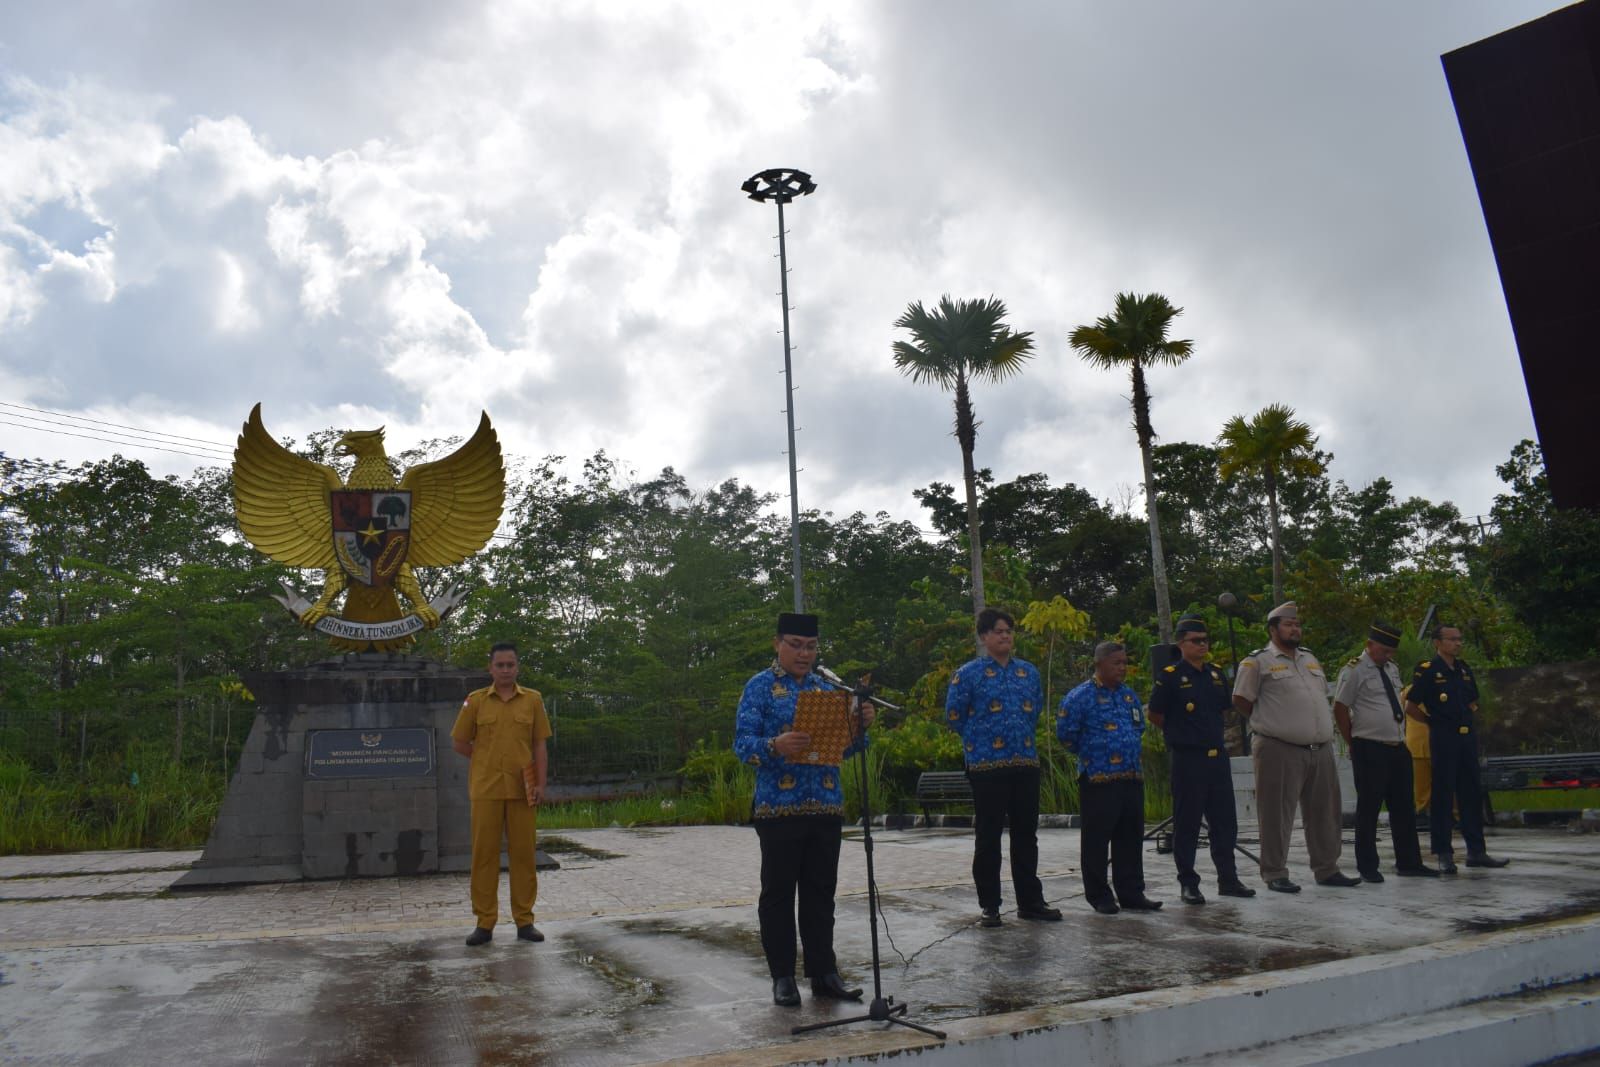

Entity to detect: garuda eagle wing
[233,403,343,570]
[399,412,505,567]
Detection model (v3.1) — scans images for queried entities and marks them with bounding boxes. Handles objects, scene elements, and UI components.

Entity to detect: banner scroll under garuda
[232,404,506,652]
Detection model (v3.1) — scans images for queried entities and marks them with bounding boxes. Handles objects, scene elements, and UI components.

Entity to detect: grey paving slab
[0,825,1596,1065]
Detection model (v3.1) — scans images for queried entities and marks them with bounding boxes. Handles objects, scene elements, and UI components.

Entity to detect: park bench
[1480,752,1600,821]
[915,770,973,824]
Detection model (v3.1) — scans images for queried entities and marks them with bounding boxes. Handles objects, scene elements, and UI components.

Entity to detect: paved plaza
[2,823,1598,1064]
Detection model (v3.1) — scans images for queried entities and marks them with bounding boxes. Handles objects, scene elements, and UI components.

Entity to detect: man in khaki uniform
[1233,603,1360,893]
[452,642,551,946]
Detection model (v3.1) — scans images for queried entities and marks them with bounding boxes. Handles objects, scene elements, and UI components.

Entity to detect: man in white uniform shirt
[1333,620,1439,882]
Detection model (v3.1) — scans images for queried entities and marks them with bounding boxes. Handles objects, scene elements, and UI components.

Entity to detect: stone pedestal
[176,654,489,888]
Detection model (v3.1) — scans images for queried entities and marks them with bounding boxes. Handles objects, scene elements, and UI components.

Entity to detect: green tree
[1020,595,1090,710]
[1481,440,1600,660]
[1069,292,1194,644]
[1217,403,1326,607]
[892,295,1035,633]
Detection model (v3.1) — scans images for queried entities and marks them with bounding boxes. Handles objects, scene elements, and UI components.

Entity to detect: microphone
[816,665,901,711]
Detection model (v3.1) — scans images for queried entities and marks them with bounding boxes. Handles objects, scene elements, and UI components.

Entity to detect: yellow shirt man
[451,643,551,945]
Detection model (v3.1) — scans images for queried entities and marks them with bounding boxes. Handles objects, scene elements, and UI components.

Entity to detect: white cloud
[0,0,1561,529]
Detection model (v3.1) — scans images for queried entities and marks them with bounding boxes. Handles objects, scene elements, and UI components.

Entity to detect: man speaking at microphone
[734,612,874,1008]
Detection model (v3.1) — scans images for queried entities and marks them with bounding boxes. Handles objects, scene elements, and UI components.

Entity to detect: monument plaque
[306,727,435,779]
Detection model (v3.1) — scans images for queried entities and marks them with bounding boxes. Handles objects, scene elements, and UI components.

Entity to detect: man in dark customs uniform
[1058,641,1164,914]
[945,608,1062,927]
[1332,620,1437,881]
[733,612,873,1007]
[1148,616,1256,905]
[1404,624,1509,874]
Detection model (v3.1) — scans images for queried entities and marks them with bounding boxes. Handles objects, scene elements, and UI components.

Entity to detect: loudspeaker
[1149,642,1179,679]
[1443,2,1600,509]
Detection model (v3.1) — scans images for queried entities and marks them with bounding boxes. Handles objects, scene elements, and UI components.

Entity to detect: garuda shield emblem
[332,490,412,588]
[232,404,505,652]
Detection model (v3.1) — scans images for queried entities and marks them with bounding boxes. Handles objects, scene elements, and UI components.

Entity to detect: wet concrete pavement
[2,824,1598,1065]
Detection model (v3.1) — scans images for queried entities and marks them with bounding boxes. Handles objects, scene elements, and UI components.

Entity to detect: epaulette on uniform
[1163,664,1177,673]
[1346,657,1359,668]
[1418,660,1431,669]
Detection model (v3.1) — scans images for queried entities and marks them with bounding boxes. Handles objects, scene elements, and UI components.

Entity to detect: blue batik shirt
[734,665,867,820]
[944,655,1042,772]
[1057,678,1145,782]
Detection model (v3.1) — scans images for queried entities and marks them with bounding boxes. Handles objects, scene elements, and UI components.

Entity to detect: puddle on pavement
[618,916,763,957]
[1452,889,1600,935]
[0,863,194,881]
[540,835,624,861]
[559,933,668,1017]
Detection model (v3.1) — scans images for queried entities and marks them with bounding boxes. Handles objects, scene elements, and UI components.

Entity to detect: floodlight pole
[741,168,816,614]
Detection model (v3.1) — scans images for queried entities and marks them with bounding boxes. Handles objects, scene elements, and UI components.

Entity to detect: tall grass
[0,746,226,854]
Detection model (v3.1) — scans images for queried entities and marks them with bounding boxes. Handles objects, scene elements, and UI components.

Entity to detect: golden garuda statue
[232,403,505,651]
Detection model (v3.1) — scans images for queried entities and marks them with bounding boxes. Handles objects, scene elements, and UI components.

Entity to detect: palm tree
[1068,292,1192,645]
[1216,403,1326,606]
[893,295,1035,626]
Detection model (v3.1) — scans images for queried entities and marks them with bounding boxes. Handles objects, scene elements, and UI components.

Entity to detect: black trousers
[1430,728,1486,858]
[1351,737,1424,873]
[1079,778,1146,907]
[754,816,842,979]
[968,765,1044,910]
[1170,748,1239,888]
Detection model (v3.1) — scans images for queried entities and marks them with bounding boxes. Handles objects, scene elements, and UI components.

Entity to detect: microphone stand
[793,670,946,1039]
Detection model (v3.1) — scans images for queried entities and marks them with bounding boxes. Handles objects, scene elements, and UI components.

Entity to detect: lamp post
[741,167,816,613]
[1218,591,1250,755]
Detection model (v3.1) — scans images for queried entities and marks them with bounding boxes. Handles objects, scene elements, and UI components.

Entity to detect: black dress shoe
[1465,853,1509,868]
[1316,872,1362,888]
[465,926,493,946]
[1217,882,1256,898]
[1360,870,1385,884]
[772,976,801,1007]
[1018,903,1063,921]
[1120,897,1163,911]
[1181,885,1205,905]
[1437,857,1459,874]
[516,924,544,942]
[1266,878,1302,893]
[979,906,1002,928]
[1395,864,1440,877]
[811,972,863,1001]
[1091,899,1120,914]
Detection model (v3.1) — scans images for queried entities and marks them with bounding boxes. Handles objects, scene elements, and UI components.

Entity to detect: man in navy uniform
[945,607,1061,927]
[734,612,873,1007]
[1404,624,1509,874]
[1148,616,1256,905]
[1058,640,1163,914]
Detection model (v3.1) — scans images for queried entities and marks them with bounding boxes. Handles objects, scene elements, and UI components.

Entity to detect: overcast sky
[0,1,1559,531]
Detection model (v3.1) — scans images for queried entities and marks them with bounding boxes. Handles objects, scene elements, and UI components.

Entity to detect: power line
[0,401,235,450]
[0,417,231,463]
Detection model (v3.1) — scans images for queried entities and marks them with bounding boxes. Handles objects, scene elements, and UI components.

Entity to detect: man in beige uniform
[1232,603,1360,893]
[452,641,551,946]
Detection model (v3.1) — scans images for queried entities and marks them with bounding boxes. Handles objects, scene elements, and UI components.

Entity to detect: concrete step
[815,917,1600,1067]
[1180,976,1600,1067]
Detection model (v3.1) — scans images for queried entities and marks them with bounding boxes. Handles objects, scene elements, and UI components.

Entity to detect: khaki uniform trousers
[1412,754,1432,814]
[1253,735,1343,883]
[470,797,538,929]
